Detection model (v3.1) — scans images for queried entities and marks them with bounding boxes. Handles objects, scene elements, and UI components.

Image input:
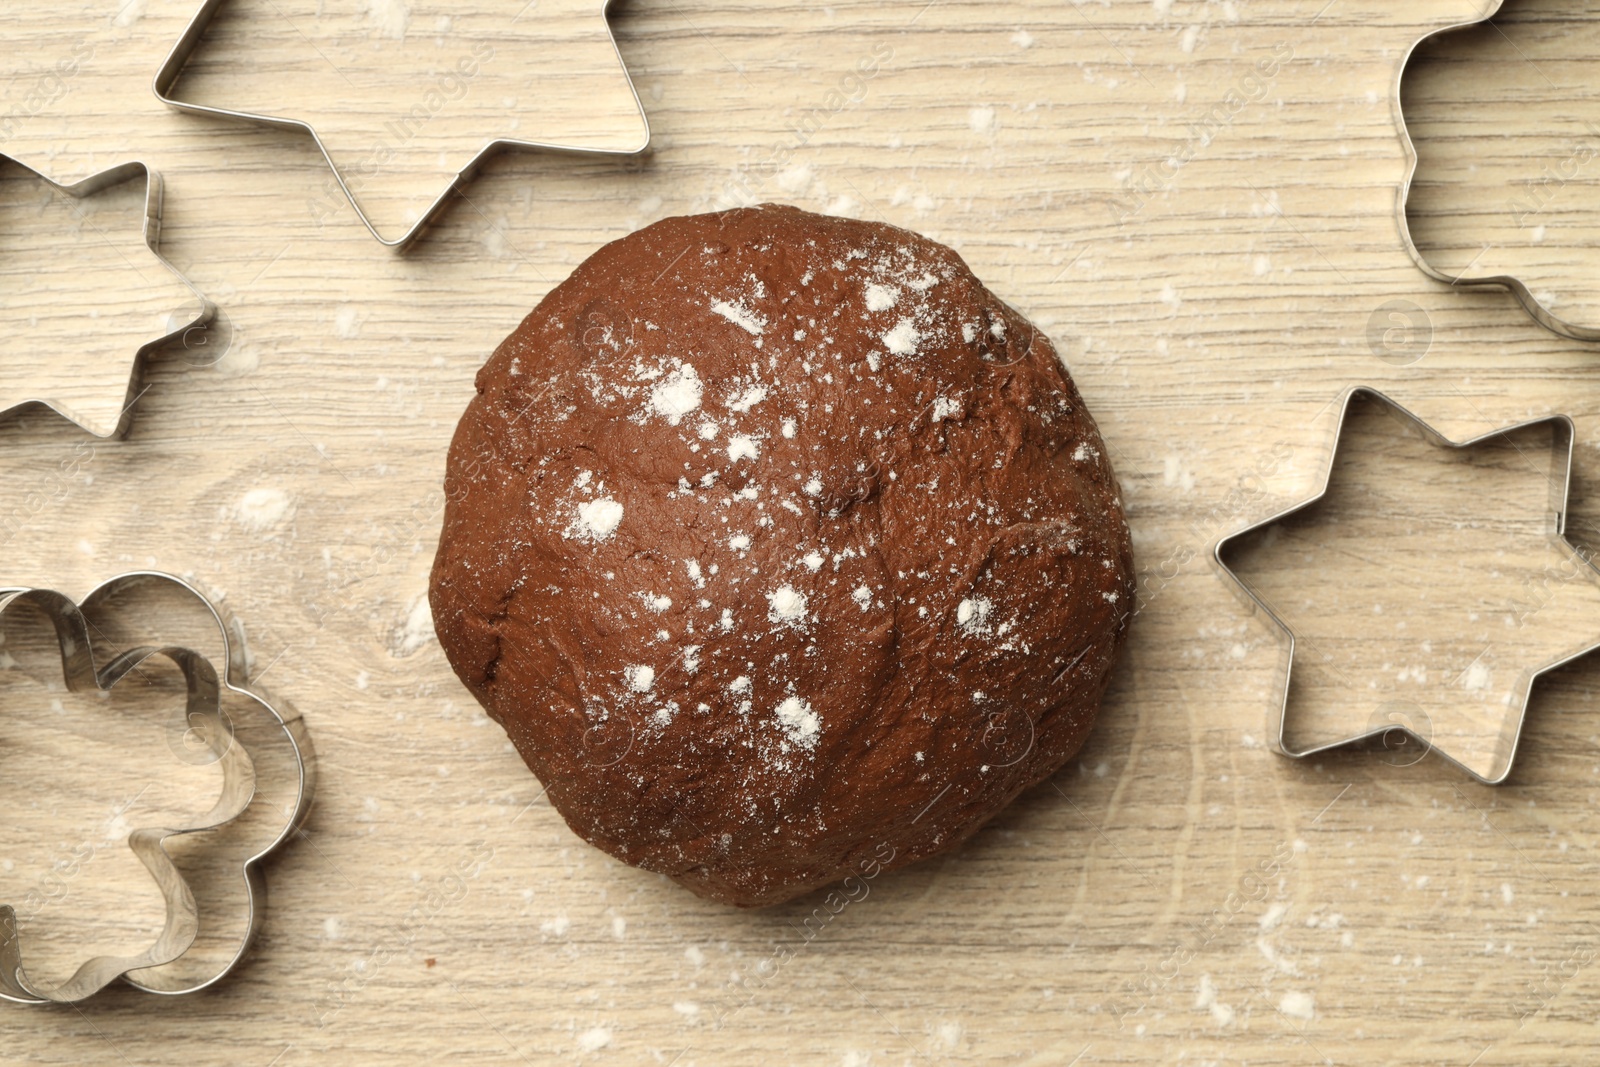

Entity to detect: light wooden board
[3,0,1600,1063]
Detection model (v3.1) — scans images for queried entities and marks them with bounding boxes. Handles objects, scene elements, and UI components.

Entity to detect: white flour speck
[728,434,760,461]
[957,596,993,634]
[781,418,798,439]
[802,552,824,572]
[624,664,655,693]
[768,585,808,623]
[650,363,703,424]
[729,533,752,551]
[803,476,822,496]
[852,586,872,610]
[727,384,769,412]
[932,396,960,422]
[864,283,900,311]
[775,695,821,750]
[575,498,624,541]
[882,318,920,356]
[711,299,766,336]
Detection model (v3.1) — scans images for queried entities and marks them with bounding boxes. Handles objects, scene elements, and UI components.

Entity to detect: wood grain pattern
[2,0,1600,1063]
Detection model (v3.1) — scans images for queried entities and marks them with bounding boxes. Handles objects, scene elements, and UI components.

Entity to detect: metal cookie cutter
[1213,386,1600,785]
[0,573,315,1003]
[0,156,214,438]
[1395,0,1600,341]
[153,0,651,249]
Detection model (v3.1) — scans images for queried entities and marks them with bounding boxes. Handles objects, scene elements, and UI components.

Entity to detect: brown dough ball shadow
[431,204,1134,907]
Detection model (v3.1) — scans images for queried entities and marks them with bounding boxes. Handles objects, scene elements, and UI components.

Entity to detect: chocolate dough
[430,204,1134,907]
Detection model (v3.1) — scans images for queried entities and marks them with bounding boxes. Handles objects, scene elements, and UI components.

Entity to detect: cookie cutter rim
[0,571,316,1003]
[0,155,215,438]
[1395,0,1600,342]
[0,587,254,1005]
[152,0,652,250]
[84,571,317,998]
[1212,385,1597,785]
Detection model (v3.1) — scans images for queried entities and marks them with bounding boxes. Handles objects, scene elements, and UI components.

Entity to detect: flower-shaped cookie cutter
[0,572,315,1003]
[1396,0,1600,341]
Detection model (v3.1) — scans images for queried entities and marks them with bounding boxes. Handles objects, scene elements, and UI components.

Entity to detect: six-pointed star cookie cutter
[152,0,651,250]
[0,572,315,1004]
[1395,0,1600,341]
[1213,386,1600,785]
[0,154,214,438]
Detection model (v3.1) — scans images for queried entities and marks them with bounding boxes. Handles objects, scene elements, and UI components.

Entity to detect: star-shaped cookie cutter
[1213,386,1600,785]
[1396,0,1600,341]
[0,572,314,1003]
[153,0,651,249]
[0,156,214,438]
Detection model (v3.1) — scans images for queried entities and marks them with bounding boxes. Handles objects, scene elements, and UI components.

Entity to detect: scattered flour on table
[113,0,148,26]
[333,304,365,338]
[1278,991,1315,1021]
[234,488,294,531]
[389,595,436,657]
[576,1027,612,1053]
[1194,974,1235,1027]
[362,0,410,39]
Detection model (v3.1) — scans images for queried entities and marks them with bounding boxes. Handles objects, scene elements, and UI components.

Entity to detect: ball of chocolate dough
[430,204,1134,907]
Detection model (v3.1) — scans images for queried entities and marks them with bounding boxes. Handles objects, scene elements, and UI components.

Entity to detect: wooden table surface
[3,0,1600,1062]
